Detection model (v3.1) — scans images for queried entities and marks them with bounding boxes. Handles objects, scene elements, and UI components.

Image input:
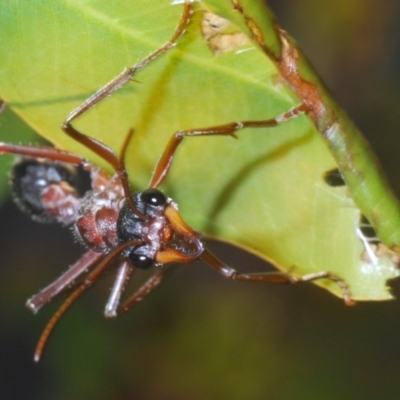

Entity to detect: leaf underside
[0,0,398,301]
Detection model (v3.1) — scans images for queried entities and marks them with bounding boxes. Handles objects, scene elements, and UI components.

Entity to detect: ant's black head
[117,188,169,269]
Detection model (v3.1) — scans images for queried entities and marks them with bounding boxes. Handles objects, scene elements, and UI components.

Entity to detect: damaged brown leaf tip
[201,11,249,55]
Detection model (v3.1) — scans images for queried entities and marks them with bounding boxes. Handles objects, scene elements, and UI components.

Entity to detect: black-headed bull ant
[0,2,353,361]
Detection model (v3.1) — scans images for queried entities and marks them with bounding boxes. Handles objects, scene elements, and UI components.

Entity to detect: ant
[0,2,353,362]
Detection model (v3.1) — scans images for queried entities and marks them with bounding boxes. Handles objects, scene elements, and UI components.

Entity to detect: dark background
[0,1,400,399]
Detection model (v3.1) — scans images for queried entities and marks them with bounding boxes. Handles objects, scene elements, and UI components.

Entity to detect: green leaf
[0,0,399,301]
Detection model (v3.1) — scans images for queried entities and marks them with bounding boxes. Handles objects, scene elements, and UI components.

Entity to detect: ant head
[117,188,203,269]
[114,129,204,268]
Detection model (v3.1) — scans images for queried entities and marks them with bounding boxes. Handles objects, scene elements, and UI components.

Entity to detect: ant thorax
[74,170,125,253]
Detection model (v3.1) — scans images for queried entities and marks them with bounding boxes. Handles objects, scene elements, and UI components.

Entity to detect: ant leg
[0,142,92,168]
[104,261,133,318]
[63,3,193,127]
[149,103,308,188]
[116,266,175,316]
[59,1,193,165]
[201,249,355,306]
[34,239,143,362]
[0,97,88,168]
[27,250,102,314]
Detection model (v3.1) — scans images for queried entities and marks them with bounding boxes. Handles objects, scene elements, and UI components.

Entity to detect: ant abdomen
[11,158,87,225]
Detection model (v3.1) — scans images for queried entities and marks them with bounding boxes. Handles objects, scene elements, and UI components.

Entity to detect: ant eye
[129,252,154,269]
[141,189,166,206]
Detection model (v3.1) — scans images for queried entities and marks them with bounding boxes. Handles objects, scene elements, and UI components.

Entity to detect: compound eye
[129,252,154,269]
[141,189,166,207]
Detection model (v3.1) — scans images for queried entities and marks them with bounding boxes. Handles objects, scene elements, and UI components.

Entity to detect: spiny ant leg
[0,143,92,168]
[117,266,175,316]
[201,249,354,306]
[104,260,133,318]
[27,250,102,314]
[34,239,142,362]
[149,103,308,188]
[61,122,121,170]
[64,3,193,126]
[60,1,194,164]
[296,272,355,306]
